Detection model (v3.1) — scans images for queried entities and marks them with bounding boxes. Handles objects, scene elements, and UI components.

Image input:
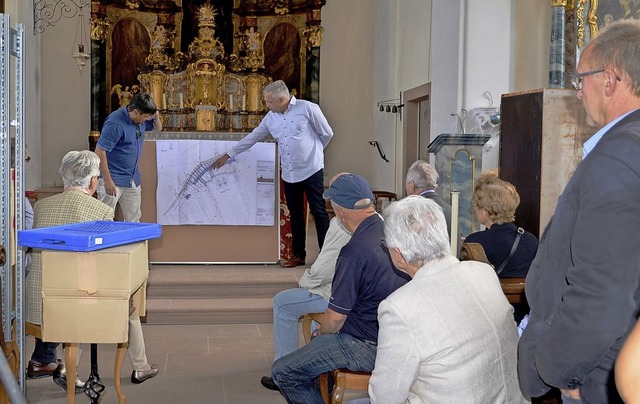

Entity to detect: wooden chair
[302,313,371,404]
[499,277,526,304]
[372,190,397,212]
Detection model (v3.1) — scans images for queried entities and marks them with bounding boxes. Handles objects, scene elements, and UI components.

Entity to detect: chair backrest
[500,277,526,304]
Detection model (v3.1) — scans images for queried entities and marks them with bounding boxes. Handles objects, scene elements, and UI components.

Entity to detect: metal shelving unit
[0,13,28,403]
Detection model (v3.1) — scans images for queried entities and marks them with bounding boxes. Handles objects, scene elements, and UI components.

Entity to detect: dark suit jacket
[420,191,452,237]
[518,109,640,403]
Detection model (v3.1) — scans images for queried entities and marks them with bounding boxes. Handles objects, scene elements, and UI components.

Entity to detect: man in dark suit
[519,20,640,403]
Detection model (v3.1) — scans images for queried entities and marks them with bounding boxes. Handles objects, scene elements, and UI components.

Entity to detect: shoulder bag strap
[495,227,524,276]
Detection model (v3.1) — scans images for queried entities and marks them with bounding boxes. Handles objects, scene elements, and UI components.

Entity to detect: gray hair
[406,160,438,190]
[587,19,640,97]
[263,80,290,99]
[59,150,100,189]
[383,195,450,267]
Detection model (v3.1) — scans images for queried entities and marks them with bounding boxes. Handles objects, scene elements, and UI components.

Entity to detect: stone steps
[144,264,305,325]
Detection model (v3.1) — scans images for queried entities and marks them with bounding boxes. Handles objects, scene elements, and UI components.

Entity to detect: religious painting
[263,23,302,96]
[596,0,640,27]
[577,0,640,54]
[110,18,151,111]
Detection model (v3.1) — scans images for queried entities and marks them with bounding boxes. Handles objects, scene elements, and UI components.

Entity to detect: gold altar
[92,1,328,133]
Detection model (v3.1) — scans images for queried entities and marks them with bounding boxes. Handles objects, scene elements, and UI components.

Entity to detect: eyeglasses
[570,69,605,91]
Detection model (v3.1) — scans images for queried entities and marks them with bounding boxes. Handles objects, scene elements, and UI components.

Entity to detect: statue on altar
[111,84,140,107]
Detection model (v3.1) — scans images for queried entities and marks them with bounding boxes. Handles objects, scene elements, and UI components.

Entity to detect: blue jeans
[273,288,329,360]
[272,333,377,404]
[31,338,58,364]
[283,169,330,260]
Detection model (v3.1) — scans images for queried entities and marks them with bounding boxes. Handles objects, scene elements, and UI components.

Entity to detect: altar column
[90,9,109,133]
[303,17,324,104]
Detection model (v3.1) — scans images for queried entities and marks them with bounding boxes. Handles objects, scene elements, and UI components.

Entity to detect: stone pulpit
[427,134,490,242]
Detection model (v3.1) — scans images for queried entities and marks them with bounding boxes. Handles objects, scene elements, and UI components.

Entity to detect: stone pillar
[549,0,567,88]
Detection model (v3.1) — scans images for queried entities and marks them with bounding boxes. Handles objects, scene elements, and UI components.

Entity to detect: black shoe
[52,364,85,393]
[260,376,280,391]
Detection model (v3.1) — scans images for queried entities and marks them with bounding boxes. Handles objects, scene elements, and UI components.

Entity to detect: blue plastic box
[18,221,162,251]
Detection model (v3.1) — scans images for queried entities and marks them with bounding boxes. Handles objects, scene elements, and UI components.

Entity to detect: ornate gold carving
[196,4,217,28]
[186,59,226,107]
[146,25,174,69]
[588,0,599,40]
[275,0,290,15]
[111,84,139,107]
[196,107,217,131]
[188,5,225,62]
[236,27,265,71]
[242,74,272,112]
[551,0,568,6]
[576,0,586,48]
[303,25,323,48]
[90,18,110,42]
[125,0,140,11]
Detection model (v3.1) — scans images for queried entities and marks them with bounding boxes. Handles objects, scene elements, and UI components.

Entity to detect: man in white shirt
[213,80,333,268]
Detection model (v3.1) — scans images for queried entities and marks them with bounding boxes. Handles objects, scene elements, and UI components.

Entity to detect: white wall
[40,13,91,187]
[320,0,375,185]
[5,0,41,190]
[371,0,432,194]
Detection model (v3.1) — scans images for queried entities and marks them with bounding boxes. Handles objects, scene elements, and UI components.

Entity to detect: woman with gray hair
[369,195,525,403]
[26,150,158,391]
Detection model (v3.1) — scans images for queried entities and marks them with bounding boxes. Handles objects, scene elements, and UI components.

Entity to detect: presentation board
[140,134,280,263]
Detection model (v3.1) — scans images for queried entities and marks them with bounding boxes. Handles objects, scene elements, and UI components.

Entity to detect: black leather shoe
[260,376,280,391]
[52,364,85,393]
[27,359,60,379]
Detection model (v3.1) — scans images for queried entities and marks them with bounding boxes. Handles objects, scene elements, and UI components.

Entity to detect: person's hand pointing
[212,153,230,169]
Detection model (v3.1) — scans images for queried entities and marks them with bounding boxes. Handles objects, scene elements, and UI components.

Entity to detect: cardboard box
[41,242,149,343]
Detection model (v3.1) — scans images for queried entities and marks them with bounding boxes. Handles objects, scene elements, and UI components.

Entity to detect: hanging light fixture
[72,5,90,74]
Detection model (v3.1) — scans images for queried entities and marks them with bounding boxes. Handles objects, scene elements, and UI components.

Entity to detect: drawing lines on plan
[156,140,276,226]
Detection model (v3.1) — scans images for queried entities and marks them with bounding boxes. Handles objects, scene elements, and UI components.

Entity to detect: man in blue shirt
[212,80,333,268]
[270,173,409,403]
[95,93,162,222]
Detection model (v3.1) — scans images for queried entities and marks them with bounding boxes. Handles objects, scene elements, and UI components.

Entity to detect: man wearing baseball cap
[271,173,409,403]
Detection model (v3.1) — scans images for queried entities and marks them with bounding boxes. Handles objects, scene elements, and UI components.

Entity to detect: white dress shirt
[228,96,333,183]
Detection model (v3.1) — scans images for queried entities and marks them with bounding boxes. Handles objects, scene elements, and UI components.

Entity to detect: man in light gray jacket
[369,196,525,403]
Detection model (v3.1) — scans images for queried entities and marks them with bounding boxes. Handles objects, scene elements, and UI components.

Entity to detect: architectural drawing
[156,139,276,226]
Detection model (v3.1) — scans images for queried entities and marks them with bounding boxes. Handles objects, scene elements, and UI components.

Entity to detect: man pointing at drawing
[213,80,333,268]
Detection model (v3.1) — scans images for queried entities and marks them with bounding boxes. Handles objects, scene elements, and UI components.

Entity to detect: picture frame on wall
[576,0,640,53]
